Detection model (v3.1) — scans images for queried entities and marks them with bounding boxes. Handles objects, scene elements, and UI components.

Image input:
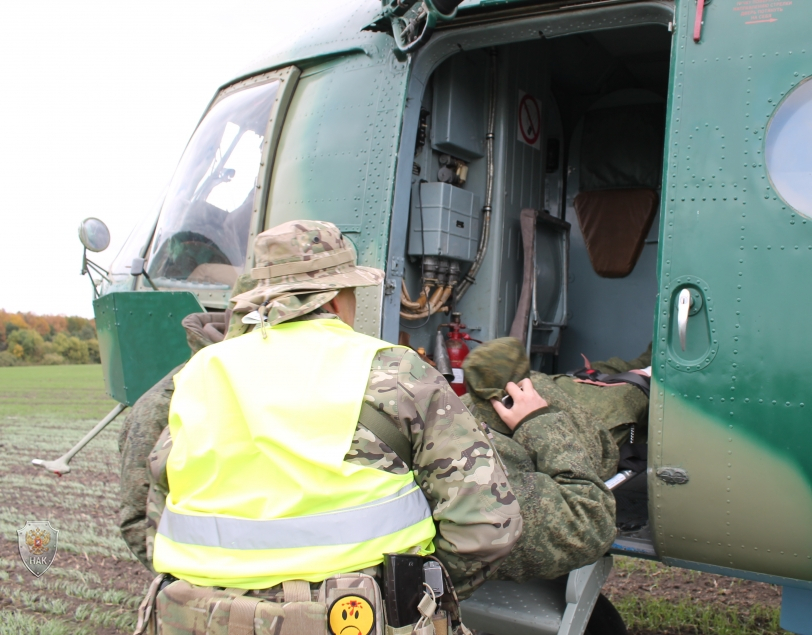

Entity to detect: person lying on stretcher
[460,338,650,583]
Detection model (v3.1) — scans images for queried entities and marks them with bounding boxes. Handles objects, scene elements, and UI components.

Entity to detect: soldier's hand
[491,378,548,431]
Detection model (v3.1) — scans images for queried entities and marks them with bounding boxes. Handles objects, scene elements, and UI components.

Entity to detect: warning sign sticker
[733,0,792,25]
[517,90,542,150]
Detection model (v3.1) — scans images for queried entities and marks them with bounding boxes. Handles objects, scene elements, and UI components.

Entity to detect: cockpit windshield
[147,79,280,288]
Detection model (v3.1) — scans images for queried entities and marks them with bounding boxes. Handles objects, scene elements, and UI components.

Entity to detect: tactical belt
[567,367,651,398]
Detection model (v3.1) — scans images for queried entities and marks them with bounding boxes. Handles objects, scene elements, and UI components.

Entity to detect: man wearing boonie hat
[134,220,523,633]
[222,220,387,339]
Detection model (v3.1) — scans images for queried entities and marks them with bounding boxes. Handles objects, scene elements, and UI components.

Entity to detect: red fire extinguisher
[442,313,479,396]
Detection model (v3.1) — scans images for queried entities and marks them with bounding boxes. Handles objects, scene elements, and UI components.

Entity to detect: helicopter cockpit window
[146,79,280,288]
[766,77,812,218]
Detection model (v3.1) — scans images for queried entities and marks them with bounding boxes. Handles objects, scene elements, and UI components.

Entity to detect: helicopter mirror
[78,217,111,253]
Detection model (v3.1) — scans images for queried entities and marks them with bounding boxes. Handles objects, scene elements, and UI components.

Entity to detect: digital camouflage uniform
[119,368,179,573]
[461,338,619,582]
[118,308,241,571]
[550,344,652,445]
[120,221,521,603]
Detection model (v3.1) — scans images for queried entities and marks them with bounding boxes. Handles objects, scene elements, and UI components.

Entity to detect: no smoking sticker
[517,90,542,150]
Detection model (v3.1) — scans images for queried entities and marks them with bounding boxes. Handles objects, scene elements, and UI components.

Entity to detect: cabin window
[146,78,281,288]
[766,77,812,217]
[109,199,161,275]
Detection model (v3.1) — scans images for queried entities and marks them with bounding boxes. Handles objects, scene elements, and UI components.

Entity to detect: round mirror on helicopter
[78,217,111,252]
[766,77,812,217]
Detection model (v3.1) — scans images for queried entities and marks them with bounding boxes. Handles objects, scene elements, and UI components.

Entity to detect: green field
[0,365,150,635]
[0,365,117,419]
[0,365,786,634]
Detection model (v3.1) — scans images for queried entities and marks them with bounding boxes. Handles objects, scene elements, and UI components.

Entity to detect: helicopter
[47,0,812,632]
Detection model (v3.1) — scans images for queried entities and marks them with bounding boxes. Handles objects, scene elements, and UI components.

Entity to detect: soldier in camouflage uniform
[123,220,522,615]
[461,338,620,582]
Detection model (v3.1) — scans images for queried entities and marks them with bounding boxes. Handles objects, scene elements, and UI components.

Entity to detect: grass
[615,596,781,635]
[0,611,93,635]
[0,364,149,635]
[607,556,785,635]
[0,365,117,419]
[0,413,133,560]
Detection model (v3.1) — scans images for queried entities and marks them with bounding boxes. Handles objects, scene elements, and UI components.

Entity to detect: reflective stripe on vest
[153,319,436,589]
[158,483,429,549]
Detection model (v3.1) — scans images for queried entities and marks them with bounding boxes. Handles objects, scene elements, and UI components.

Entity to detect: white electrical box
[409,182,481,262]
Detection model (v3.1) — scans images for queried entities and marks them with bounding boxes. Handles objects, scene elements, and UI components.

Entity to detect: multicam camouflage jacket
[118,322,521,600]
[464,386,619,583]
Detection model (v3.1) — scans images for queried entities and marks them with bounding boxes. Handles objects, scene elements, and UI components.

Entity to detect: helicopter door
[652,0,812,585]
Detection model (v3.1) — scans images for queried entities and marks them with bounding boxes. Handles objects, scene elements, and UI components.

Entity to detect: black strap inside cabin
[568,368,650,398]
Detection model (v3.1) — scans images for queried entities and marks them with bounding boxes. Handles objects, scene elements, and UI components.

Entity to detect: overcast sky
[0,1,335,318]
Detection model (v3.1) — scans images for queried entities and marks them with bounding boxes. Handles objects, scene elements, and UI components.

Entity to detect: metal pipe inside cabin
[455,47,497,302]
[399,285,453,320]
[434,329,455,382]
[401,281,432,310]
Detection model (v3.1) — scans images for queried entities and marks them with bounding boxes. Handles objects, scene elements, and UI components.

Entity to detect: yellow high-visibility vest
[152,319,436,588]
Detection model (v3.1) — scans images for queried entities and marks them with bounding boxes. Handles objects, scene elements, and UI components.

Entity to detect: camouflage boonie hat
[228,220,384,330]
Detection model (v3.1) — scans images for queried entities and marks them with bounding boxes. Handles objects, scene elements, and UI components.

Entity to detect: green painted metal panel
[265,48,410,337]
[266,51,409,270]
[94,292,204,406]
[233,5,389,102]
[651,0,812,582]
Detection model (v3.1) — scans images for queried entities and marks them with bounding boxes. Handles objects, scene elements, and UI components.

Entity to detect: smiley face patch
[328,594,375,635]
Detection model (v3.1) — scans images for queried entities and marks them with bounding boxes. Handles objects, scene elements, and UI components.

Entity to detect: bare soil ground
[606,558,782,610]
[604,557,784,634]
[0,539,152,635]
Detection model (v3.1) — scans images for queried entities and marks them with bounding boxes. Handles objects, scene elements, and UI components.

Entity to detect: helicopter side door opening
[388,11,675,634]
[394,20,671,366]
[391,13,673,563]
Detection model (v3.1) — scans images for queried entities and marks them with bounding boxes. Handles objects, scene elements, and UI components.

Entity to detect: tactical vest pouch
[384,612,448,635]
[321,574,386,635]
[137,573,390,635]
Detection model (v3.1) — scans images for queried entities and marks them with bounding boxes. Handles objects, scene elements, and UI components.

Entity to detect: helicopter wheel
[584,594,627,635]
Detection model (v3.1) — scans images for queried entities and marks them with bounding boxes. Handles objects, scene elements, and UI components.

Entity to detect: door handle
[678,288,692,351]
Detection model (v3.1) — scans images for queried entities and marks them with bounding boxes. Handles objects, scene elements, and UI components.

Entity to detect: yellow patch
[328,594,375,635]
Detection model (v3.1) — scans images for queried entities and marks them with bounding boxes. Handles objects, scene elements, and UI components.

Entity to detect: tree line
[0,310,101,366]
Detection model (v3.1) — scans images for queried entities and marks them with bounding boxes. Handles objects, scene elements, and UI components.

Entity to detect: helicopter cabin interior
[397,22,671,373]
[394,16,673,546]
